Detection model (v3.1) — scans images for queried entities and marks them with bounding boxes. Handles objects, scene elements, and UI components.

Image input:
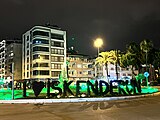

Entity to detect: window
[51,56,64,62]
[40,70,49,75]
[77,64,82,68]
[27,43,29,48]
[33,54,49,60]
[128,74,132,76]
[51,56,58,62]
[27,50,29,55]
[51,71,61,77]
[51,49,64,55]
[51,33,63,40]
[33,63,38,67]
[33,46,49,52]
[27,64,29,70]
[33,54,40,59]
[88,64,92,68]
[23,35,25,41]
[27,36,29,41]
[51,41,64,47]
[51,64,61,69]
[72,63,76,68]
[32,31,49,37]
[27,57,29,63]
[123,73,126,76]
[27,72,29,77]
[33,39,49,44]
[88,71,92,75]
[2,53,4,57]
[33,70,38,75]
[111,68,114,70]
[33,63,48,67]
[40,63,48,67]
[33,70,49,75]
[83,64,87,68]
[60,57,64,62]
[43,55,49,59]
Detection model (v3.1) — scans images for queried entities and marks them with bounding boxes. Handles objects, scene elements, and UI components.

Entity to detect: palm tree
[140,39,153,71]
[127,42,140,54]
[95,50,117,77]
[140,39,153,86]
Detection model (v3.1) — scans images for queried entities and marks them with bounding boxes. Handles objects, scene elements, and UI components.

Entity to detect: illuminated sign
[31,79,142,98]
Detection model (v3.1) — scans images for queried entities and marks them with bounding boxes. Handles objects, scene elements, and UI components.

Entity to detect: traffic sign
[144,72,149,78]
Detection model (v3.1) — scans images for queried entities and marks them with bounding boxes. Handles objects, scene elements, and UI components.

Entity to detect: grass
[0,86,158,100]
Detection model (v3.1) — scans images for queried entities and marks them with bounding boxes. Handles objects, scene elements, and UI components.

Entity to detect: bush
[141,81,147,86]
[157,77,160,84]
[149,81,158,86]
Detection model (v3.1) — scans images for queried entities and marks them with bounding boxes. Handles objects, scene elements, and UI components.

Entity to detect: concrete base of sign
[0,92,160,104]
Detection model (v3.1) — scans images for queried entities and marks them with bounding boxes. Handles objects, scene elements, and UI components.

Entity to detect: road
[1,95,160,120]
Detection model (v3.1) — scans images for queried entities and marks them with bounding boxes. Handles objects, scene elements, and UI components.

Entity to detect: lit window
[77,64,82,68]
[111,68,114,70]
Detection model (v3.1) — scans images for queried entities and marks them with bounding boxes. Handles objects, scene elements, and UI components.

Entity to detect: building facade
[67,54,94,81]
[0,40,22,82]
[95,63,138,81]
[22,26,66,81]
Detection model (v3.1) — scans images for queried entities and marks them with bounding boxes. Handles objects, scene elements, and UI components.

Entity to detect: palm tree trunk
[131,65,135,80]
[105,63,108,76]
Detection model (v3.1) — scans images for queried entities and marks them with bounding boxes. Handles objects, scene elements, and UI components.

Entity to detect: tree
[95,50,117,77]
[120,42,141,79]
[140,39,153,70]
[120,52,137,79]
[127,42,140,54]
[140,39,153,53]
[152,49,160,77]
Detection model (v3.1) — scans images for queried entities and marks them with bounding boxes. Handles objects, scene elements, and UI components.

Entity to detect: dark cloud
[0,0,160,55]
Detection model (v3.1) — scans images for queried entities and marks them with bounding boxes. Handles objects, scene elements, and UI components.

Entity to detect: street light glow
[94,38,103,56]
[94,38,103,48]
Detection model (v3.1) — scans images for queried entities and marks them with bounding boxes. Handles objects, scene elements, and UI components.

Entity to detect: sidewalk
[0,91,160,104]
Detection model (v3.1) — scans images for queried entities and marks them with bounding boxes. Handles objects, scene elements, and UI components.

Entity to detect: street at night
[1,95,160,120]
[1,1,160,120]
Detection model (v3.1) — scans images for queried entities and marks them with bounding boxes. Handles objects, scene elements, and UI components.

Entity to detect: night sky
[1,0,160,56]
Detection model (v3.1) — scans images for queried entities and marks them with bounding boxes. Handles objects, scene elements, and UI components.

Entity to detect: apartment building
[95,63,138,81]
[22,25,66,81]
[0,39,22,82]
[67,49,94,81]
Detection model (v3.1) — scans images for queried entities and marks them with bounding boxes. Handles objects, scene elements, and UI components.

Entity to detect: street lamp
[94,38,103,56]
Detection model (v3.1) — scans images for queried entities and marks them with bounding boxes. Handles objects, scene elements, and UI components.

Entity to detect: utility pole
[115,49,119,80]
[11,63,14,100]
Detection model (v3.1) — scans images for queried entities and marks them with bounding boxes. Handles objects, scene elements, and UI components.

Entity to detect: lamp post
[94,38,103,78]
[94,38,103,56]
[10,63,14,100]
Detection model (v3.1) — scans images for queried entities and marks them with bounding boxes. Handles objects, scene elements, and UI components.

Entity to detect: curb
[1,92,160,104]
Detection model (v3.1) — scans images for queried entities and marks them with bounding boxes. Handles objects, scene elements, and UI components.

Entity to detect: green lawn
[0,86,159,100]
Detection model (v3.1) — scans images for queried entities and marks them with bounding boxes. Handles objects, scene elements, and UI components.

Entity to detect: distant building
[0,39,22,82]
[67,47,94,81]
[22,25,66,81]
[95,63,138,81]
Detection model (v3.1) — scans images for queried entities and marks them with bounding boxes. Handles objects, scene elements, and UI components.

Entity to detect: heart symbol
[32,81,44,97]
